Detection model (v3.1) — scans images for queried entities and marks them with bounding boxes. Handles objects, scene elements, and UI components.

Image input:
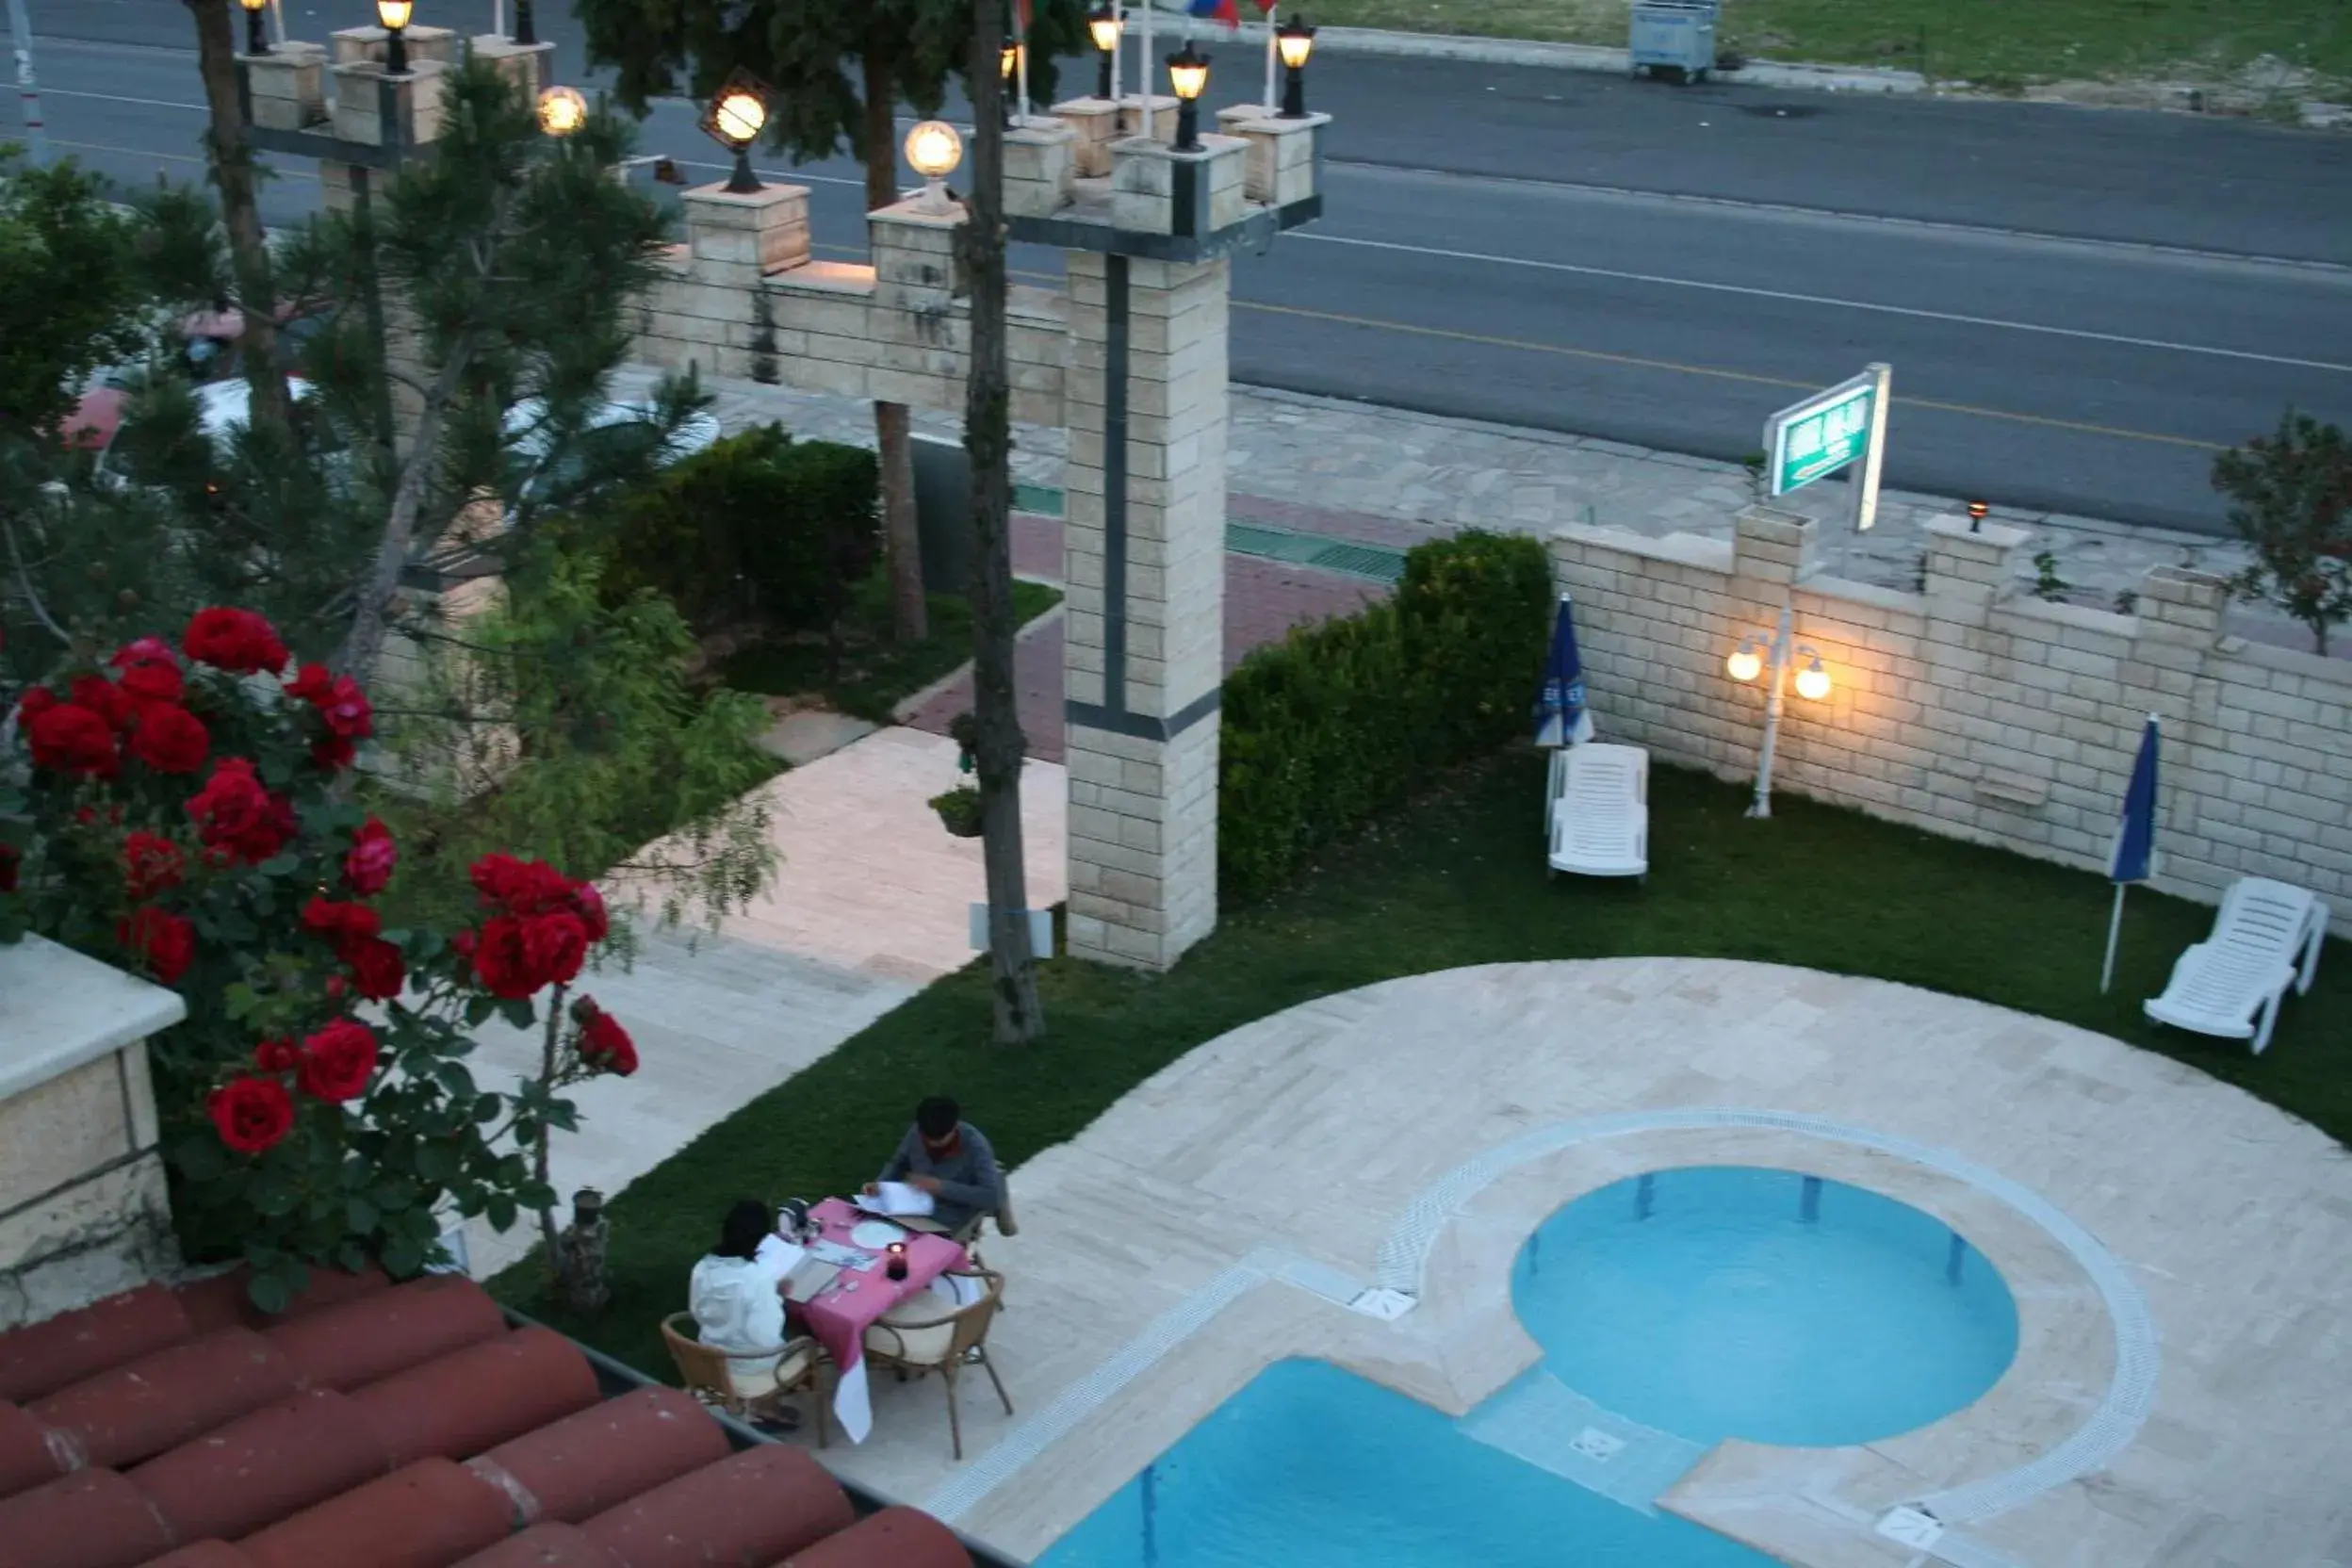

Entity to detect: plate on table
[850,1219,907,1250]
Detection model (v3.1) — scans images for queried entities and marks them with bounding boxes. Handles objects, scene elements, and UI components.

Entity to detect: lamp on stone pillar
[702,70,771,194]
[1088,5,1120,98]
[904,119,964,215]
[238,0,271,55]
[1168,43,1210,152]
[375,0,413,75]
[536,84,586,138]
[513,0,536,44]
[1276,18,1316,117]
[1000,37,1023,126]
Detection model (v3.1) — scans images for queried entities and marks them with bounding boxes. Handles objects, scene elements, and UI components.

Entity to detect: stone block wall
[0,939,188,1331]
[1550,511,2352,906]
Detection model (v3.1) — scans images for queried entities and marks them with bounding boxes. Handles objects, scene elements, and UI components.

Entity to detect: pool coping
[927,1111,2150,1568]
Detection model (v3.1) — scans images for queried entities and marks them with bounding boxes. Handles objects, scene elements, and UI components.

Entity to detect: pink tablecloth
[799,1197,967,1442]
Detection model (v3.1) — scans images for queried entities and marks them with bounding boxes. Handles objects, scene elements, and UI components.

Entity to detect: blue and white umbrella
[2099,714,2161,994]
[1535,594,1596,749]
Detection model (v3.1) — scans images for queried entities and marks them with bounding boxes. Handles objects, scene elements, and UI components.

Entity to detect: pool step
[1457,1370,1708,1515]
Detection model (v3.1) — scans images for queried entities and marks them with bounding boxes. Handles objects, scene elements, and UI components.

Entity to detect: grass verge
[496,746,2349,1378]
[1289,0,2352,91]
[720,572,1064,723]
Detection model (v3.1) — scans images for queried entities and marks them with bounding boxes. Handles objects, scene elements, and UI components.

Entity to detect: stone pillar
[0,939,187,1331]
[1920,512,2028,612]
[331,24,459,69]
[1732,503,1821,589]
[242,41,328,131]
[1061,249,1231,970]
[1004,121,1079,219]
[1110,134,1248,238]
[681,182,813,281]
[1230,112,1329,207]
[471,36,556,99]
[1118,94,1181,145]
[1052,98,1122,177]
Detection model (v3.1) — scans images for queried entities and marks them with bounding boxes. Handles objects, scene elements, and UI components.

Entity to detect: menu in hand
[860,1182,937,1218]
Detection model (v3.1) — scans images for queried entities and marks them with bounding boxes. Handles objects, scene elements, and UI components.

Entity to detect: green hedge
[1219,529,1553,904]
[597,424,879,639]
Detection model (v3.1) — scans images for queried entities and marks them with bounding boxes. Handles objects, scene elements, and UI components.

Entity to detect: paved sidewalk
[612,368,2328,661]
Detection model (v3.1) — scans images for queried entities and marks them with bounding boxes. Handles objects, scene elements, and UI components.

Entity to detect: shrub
[597,425,880,643]
[1220,530,1552,904]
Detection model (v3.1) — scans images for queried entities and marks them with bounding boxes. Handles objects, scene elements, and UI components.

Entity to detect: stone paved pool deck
[803,958,2352,1568]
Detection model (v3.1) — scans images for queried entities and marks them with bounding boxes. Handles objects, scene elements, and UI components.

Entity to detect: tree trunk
[337,344,473,683]
[862,46,927,643]
[185,0,295,449]
[534,985,565,1268]
[959,0,1044,1046]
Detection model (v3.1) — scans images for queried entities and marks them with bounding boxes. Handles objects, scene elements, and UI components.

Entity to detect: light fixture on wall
[702,71,772,194]
[1088,5,1121,99]
[1725,635,1763,684]
[1794,652,1832,702]
[238,0,270,55]
[375,0,413,74]
[536,84,586,138]
[1276,18,1317,117]
[1725,607,1831,819]
[1168,43,1210,152]
[904,120,964,213]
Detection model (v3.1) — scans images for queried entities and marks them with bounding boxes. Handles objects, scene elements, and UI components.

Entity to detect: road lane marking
[36,87,206,111]
[1234,300,2226,450]
[1290,231,2352,375]
[55,138,316,181]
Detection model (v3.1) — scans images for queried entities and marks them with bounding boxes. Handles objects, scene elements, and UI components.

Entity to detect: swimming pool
[1038,1166,2021,1568]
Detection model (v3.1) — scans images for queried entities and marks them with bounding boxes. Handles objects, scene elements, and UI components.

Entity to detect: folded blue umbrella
[1535,593,1595,748]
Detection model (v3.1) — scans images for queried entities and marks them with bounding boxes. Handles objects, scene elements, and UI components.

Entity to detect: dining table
[793,1195,969,1443]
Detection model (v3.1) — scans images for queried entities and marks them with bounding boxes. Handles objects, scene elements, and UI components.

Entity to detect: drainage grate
[1225,523,1407,584]
[1306,541,1408,583]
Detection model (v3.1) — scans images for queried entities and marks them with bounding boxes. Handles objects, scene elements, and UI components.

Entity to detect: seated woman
[688,1199,808,1434]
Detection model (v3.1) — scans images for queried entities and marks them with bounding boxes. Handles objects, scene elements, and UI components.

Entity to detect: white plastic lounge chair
[1547,743,1648,881]
[1544,745,1571,837]
[2143,877,2329,1054]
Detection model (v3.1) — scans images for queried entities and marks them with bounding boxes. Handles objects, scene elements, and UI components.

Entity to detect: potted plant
[929,784,984,838]
[947,710,979,775]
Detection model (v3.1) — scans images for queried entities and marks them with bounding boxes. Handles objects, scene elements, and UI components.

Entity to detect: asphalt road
[17,0,2352,533]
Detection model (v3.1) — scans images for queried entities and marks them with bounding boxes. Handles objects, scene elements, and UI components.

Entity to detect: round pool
[1513,1165,2019,1447]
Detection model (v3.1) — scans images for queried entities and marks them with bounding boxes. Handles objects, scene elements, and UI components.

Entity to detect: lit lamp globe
[706,82,770,193]
[1794,656,1833,702]
[1087,4,1121,100]
[904,120,964,213]
[1276,18,1317,117]
[714,90,765,146]
[1725,641,1763,684]
[1167,43,1210,152]
[537,85,587,138]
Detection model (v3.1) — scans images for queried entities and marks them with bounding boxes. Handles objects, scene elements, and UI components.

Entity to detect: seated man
[687,1199,806,1434]
[868,1096,1004,1239]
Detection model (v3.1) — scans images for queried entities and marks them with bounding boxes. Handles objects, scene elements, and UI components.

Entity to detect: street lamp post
[1088,5,1119,100]
[1276,19,1316,117]
[513,0,536,45]
[239,0,271,56]
[1167,43,1209,153]
[702,72,770,194]
[999,38,1021,127]
[375,0,412,75]
[1723,601,1831,819]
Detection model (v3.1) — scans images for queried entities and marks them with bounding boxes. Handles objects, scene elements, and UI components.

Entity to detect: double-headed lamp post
[375,0,413,75]
[702,73,771,194]
[238,0,270,55]
[1088,5,1121,100]
[904,120,963,214]
[1724,604,1832,819]
[1276,18,1317,117]
[1168,43,1210,153]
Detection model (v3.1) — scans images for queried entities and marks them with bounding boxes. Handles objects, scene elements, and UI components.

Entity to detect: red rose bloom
[110,637,186,705]
[70,674,137,731]
[578,1009,639,1077]
[302,895,383,947]
[345,817,397,896]
[122,831,186,899]
[28,703,120,777]
[317,675,372,739]
[184,608,289,675]
[15,686,56,724]
[285,662,333,705]
[312,736,355,771]
[471,909,590,999]
[253,1037,302,1072]
[469,854,609,944]
[346,936,406,1002]
[117,906,197,986]
[186,757,297,865]
[298,1019,379,1102]
[209,1075,295,1153]
[128,703,211,775]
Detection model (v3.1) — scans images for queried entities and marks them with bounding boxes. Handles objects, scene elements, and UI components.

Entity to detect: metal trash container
[1629,0,1719,84]
[911,432,974,596]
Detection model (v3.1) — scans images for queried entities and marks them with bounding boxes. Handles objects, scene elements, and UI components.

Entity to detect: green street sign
[1765,372,1880,498]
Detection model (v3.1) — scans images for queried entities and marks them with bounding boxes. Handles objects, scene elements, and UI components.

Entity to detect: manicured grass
[1292,0,2352,90]
[495,746,2349,1379]
[719,573,1063,724]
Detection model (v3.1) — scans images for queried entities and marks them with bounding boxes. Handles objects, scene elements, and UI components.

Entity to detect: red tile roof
[0,1270,975,1568]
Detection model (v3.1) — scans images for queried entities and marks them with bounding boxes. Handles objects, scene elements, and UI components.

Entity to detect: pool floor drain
[1348,1287,1416,1320]
[1570,1427,1626,1462]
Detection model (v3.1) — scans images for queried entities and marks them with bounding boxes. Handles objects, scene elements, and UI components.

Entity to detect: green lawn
[495,746,2350,1379]
[720,573,1063,724]
[1293,0,2352,90]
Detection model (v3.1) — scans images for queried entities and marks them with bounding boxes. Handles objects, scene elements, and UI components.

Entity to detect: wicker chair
[861,1268,1011,1461]
[661,1312,828,1447]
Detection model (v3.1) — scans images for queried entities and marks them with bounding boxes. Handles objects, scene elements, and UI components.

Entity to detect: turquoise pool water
[1038,1166,2019,1568]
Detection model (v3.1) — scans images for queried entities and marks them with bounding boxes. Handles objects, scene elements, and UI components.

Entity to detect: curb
[1118,16,1924,97]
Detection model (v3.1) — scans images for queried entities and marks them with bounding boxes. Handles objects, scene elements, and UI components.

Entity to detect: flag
[1188,0,1242,28]
[1535,595,1595,748]
[2108,715,2160,884]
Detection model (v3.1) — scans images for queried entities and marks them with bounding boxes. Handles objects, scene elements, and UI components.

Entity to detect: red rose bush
[1,608,640,1310]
